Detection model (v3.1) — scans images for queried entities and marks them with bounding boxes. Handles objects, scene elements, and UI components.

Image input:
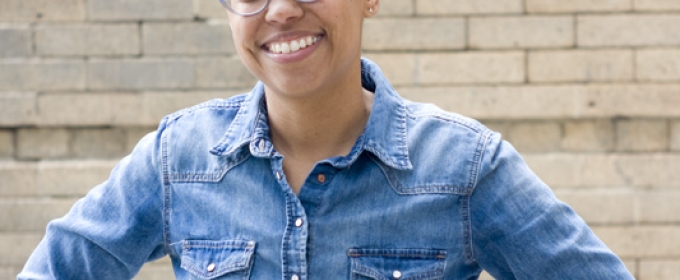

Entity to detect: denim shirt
[20,59,633,280]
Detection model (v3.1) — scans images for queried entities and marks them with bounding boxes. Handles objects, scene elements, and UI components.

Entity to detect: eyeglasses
[219,0,318,17]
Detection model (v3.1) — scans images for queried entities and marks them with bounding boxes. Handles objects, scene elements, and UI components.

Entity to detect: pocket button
[392,270,402,279]
[207,263,216,272]
[291,274,300,280]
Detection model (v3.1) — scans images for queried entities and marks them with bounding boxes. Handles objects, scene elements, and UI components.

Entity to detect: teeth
[268,36,320,54]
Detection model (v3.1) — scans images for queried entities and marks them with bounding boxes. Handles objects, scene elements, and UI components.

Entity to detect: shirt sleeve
[469,132,634,279]
[17,119,169,280]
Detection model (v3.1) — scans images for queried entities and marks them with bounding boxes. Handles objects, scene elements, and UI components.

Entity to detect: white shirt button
[291,274,300,280]
[276,171,282,180]
[295,218,303,227]
[317,173,326,183]
[392,270,402,279]
[207,263,216,272]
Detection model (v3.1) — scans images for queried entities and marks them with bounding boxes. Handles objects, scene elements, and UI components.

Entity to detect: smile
[266,35,321,54]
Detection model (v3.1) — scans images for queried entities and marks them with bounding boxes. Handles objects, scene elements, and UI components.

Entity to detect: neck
[265,84,373,162]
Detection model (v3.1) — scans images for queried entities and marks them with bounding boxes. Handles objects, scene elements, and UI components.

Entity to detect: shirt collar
[210,58,413,171]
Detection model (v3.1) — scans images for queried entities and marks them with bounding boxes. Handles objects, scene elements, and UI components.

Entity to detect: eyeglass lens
[221,0,318,16]
[224,0,269,15]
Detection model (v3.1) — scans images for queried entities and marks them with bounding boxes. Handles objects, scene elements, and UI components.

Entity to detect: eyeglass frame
[219,0,319,17]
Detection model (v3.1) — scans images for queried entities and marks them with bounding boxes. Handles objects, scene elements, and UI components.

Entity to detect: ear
[364,0,379,18]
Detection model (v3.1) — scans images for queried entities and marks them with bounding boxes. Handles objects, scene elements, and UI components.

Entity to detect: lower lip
[265,37,322,64]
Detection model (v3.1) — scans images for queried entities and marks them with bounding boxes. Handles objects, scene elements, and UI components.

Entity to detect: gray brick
[593,226,680,257]
[639,260,680,280]
[0,0,85,22]
[125,127,156,153]
[143,22,234,55]
[0,267,22,280]
[616,119,668,152]
[639,191,680,223]
[579,15,680,47]
[71,128,127,159]
[478,271,494,280]
[637,49,680,82]
[362,18,465,51]
[0,233,43,266]
[562,120,614,152]
[0,198,77,231]
[88,0,193,21]
[0,60,85,91]
[615,154,680,188]
[88,59,195,90]
[375,0,414,16]
[507,122,562,153]
[469,16,573,49]
[672,121,680,152]
[0,160,116,197]
[634,0,680,11]
[363,54,416,86]
[0,92,37,126]
[481,121,511,138]
[416,0,523,15]
[134,260,175,280]
[529,50,633,83]
[418,52,525,84]
[36,24,140,56]
[0,162,37,197]
[37,93,143,126]
[582,85,680,118]
[527,0,631,13]
[555,190,635,224]
[399,86,579,120]
[16,128,70,160]
[0,24,32,57]
[398,84,680,120]
[142,91,241,123]
[194,0,229,19]
[0,130,13,159]
[36,161,116,197]
[522,155,581,188]
[195,56,257,89]
[525,154,680,188]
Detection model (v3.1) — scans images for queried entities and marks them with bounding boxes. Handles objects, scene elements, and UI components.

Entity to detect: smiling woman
[17,0,635,279]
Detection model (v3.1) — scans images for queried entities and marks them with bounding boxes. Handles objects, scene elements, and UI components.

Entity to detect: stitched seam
[466,130,494,265]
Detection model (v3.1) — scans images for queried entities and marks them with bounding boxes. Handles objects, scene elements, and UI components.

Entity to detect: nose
[264,0,304,24]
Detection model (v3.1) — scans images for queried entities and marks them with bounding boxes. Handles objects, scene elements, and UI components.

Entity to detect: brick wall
[1,0,679,279]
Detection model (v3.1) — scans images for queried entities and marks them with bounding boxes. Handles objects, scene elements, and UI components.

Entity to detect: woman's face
[227,0,377,98]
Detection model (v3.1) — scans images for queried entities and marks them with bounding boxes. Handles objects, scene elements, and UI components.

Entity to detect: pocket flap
[348,248,446,280]
[180,239,256,279]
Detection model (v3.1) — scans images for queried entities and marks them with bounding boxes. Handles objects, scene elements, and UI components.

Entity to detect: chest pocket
[348,248,446,280]
[180,239,256,280]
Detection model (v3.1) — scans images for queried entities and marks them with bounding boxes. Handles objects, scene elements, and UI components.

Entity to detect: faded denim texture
[19,59,633,280]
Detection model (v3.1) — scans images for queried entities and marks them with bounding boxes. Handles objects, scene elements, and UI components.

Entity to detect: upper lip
[260,30,323,47]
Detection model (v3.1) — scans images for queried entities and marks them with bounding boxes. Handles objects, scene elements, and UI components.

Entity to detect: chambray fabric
[19,59,633,280]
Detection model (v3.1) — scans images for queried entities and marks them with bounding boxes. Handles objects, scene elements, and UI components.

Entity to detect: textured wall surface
[1,0,680,279]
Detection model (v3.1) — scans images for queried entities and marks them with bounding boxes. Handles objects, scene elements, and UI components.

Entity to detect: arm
[470,133,633,279]
[18,120,169,280]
